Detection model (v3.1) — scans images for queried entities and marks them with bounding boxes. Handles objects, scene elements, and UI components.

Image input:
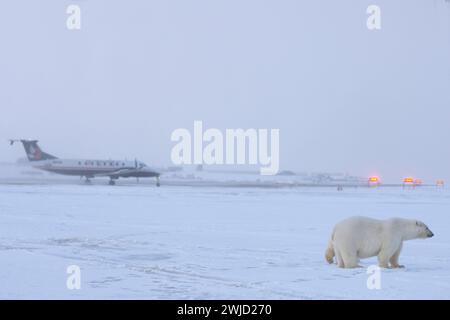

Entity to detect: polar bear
[325,216,434,268]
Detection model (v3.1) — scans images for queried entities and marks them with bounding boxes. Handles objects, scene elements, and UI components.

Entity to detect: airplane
[9,139,161,186]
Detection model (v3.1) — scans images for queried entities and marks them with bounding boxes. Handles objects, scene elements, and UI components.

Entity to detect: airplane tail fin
[10,140,58,161]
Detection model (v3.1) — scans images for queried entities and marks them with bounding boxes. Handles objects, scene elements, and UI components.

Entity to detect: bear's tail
[325,233,335,264]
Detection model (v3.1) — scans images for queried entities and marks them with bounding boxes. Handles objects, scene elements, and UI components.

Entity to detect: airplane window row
[78,161,126,166]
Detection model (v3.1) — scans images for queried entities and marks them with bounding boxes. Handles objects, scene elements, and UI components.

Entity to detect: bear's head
[413,220,434,239]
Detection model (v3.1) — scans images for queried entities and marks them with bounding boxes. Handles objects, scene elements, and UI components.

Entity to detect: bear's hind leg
[340,251,361,268]
[335,247,345,268]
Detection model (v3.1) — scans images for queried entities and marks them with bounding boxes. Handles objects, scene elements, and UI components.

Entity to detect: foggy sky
[0,0,449,182]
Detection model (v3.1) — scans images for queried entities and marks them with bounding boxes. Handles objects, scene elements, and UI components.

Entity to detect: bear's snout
[427,230,434,238]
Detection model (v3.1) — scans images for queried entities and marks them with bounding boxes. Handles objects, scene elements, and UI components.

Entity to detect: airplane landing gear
[156,176,161,187]
[108,179,116,186]
[84,177,92,184]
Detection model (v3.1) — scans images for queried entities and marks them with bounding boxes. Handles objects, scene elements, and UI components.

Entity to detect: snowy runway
[0,183,449,299]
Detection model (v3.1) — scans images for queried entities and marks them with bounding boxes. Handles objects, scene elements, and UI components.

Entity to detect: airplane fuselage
[33,159,131,176]
[32,159,158,178]
[10,139,161,185]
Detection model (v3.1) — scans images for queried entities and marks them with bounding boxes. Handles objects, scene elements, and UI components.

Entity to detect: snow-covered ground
[0,180,449,299]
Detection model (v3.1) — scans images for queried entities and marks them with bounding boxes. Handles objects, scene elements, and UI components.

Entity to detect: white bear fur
[325,216,434,268]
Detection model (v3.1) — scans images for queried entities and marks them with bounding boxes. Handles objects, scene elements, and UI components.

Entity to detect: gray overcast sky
[0,0,449,182]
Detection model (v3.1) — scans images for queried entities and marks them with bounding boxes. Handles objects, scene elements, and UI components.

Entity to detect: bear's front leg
[377,250,391,268]
[389,243,404,268]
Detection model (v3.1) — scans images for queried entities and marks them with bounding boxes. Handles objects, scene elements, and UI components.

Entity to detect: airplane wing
[94,168,160,179]
[94,169,130,178]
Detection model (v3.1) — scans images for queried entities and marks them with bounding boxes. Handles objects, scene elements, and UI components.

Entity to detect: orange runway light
[437,180,445,187]
[368,176,380,187]
[414,179,423,186]
[368,176,379,182]
[403,177,414,184]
